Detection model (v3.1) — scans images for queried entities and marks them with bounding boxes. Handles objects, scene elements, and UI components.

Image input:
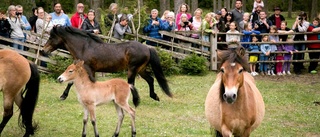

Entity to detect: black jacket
[268,14,285,26]
[81,18,102,34]
[0,18,11,35]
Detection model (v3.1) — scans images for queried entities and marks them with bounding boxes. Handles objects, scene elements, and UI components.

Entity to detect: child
[239,12,250,32]
[283,37,297,75]
[252,0,264,13]
[242,22,260,50]
[259,35,271,75]
[268,25,278,75]
[201,13,214,51]
[248,35,260,76]
[226,21,240,46]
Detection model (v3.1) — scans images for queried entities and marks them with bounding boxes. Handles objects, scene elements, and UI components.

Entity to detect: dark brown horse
[0,49,40,137]
[43,26,172,101]
[205,47,265,137]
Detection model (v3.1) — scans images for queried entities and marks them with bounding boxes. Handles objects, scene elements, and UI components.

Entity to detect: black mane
[51,26,105,43]
[219,47,250,71]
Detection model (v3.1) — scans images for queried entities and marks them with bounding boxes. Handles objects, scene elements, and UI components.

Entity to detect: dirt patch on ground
[254,72,320,85]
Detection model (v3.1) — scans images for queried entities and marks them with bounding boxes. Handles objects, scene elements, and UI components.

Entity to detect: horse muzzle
[57,76,65,83]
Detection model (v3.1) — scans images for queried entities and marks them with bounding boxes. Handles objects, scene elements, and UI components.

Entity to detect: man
[70,3,87,29]
[250,5,262,28]
[16,5,31,51]
[143,9,165,46]
[50,3,71,26]
[113,14,132,40]
[268,6,285,29]
[231,0,244,28]
[254,10,272,33]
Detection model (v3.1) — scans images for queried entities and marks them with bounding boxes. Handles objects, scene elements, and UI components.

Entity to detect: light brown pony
[58,60,140,137]
[0,49,40,137]
[205,47,265,137]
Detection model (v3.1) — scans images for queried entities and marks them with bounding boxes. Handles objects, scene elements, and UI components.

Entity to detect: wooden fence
[0,30,319,73]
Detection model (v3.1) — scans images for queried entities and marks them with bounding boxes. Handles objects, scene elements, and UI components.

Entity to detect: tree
[242,0,246,12]
[190,0,198,13]
[92,0,101,22]
[310,0,318,19]
[218,0,222,11]
[160,0,167,15]
[288,0,292,18]
[174,0,184,13]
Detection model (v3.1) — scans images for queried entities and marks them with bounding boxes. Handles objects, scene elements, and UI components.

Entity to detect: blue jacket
[143,16,164,40]
[260,43,271,56]
[249,43,260,52]
[241,30,260,49]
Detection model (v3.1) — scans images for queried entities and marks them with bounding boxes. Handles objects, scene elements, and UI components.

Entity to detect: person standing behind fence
[201,13,214,51]
[143,9,164,46]
[226,22,240,45]
[268,6,285,30]
[7,5,26,51]
[307,17,320,74]
[29,7,38,33]
[282,37,297,75]
[0,10,11,46]
[239,12,250,32]
[268,25,279,76]
[105,3,118,29]
[252,0,264,13]
[36,7,53,45]
[81,9,102,35]
[231,0,244,28]
[50,3,71,27]
[71,3,87,29]
[190,8,202,41]
[242,22,260,50]
[248,35,260,76]
[292,11,309,74]
[175,3,192,28]
[177,13,193,54]
[113,14,131,40]
[259,35,271,75]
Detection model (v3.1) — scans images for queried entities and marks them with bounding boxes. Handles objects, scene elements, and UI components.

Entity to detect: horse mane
[52,26,105,43]
[219,47,250,71]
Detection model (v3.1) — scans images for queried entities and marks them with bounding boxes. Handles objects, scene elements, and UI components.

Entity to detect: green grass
[0,72,319,136]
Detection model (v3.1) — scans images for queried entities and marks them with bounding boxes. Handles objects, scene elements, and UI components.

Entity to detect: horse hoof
[151,95,160,101]
[60,95,67,100]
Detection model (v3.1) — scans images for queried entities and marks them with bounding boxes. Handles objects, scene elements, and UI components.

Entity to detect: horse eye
[68,70,73,73]
[238,69,243,73]
[220,68,224,73]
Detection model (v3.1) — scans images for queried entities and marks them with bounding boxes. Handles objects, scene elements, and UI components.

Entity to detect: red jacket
[70,12,87,29]
[307,25,320,49]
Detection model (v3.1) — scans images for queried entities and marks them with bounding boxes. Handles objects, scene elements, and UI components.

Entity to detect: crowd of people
[0,1,319,75]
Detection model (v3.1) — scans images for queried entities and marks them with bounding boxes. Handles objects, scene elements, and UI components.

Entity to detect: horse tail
[129,84,140,107]
[19,62,40,135]
[148,48,172,97]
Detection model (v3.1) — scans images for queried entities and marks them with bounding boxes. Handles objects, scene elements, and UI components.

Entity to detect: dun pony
[0,49,40,137]
[205,46,265,137]
[58,60,140,137]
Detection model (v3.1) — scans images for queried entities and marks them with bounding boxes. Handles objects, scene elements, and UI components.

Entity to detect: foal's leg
[138,70,159,101]
[113,103,125,137]
[87,105,99,137]
[60,82,73,100]
[116,102,136,137]
[82,108,89,137]
[0,95,14,134]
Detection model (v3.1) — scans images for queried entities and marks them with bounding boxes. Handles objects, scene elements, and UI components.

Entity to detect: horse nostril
[223,93,227,100]
[232,94,237,100]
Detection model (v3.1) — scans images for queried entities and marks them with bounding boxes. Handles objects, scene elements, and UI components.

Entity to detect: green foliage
[47,55,73,79]
[179,54,208,75]
[156,48,180,75]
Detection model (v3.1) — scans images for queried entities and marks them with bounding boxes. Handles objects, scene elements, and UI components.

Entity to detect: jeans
[259,55,268,72]
[11,38,25,50]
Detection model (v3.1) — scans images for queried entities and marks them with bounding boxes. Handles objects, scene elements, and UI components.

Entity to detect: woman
[175,3,192,28]
[7,5,26,50]
[0,10,11,46]
[113,14,131,40]
[28,7,38,33]
[190,8,202,40]
[81,9,102,34]
[104,3,118,29]
[36,7,53,44]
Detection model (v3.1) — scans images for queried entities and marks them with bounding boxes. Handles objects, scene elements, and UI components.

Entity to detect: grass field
[0,71,319,137]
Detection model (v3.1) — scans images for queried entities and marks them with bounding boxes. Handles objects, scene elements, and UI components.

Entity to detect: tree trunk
[310,0,317,20]
[288,0,292,18]
[264,0,268,15]
[213,0,216,12]
[242,0,246,12]
[174,0,185,14]
[224,0,227,10]
[218,0,222,11]
[191,0,198,13]
[160,0,167,15]
[166,0,170,11]
[92,0,101,22]
[75,0,79,12]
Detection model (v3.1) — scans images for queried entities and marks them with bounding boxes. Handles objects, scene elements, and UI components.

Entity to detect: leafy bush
[179,54,208,75]
[47,55,73,79]
[156,48,180,75]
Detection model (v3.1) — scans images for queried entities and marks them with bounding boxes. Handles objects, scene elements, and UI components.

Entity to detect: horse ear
[237,47,246,57]
[216,49,223,60]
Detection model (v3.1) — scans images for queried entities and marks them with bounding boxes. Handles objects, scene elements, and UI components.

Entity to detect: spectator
[161,10,170,21]
[175,3,192,28]
[0,10,11,46]
[29,7,38,33]
[105,3,118,28]
[268,6,285,29]
[81,9,102,34]
[71,3,87,29]
[242,22,260,50]
[250,5,262,28]
[239,12,251,32]
[231,0,244,27]
[292,11,309,74]
[36,7,53,45]
[162,11,175,43]
[254,11,272,33]
[113,14,131,40]
[215,10,226,50]
[282,37,297,75]
[177,13,193,53]
[143,9,165,46]
[50,3,71,26]
[226,21,240,44]
[248,35,260,76]
[252,0,264,13]
[224,12,234,32]
[278,21,294,42]
[306,17,320,74]
[190,8,202,40]
[201,13,214,42]
[220,7,228,23]
[16,5,31,51]
[268,25,279,76]
[259,35,271,75]
[7,5,26,50]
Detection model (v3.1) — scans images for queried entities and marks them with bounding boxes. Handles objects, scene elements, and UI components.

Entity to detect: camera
[298,16,303,20]
[184,22,189,26]
[16,12,22,16]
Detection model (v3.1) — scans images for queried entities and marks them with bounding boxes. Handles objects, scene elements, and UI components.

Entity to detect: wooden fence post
[210,33,218,70]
